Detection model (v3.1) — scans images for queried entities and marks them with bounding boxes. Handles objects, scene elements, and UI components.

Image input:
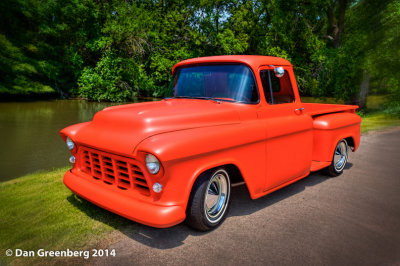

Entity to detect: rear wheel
[186,168,231,231]
[326,139,349,177]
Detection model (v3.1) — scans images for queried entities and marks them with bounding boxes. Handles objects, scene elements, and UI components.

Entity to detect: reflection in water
[0,99,150,181]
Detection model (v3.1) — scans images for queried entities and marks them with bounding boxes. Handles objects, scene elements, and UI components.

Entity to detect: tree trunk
[326,0,348,48]
[358,70,370,109]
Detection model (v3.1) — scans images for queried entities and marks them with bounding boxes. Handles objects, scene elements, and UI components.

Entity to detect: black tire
[325,139,349,177]
[186,168,231,231]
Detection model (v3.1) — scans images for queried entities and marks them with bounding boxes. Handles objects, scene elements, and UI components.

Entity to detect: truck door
[257,66,313,191]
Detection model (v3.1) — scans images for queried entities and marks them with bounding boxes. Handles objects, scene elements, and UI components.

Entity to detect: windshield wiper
[164,96,218,102]
[191,96,221,103]
[164,96,236,103]
[212,97,237,103]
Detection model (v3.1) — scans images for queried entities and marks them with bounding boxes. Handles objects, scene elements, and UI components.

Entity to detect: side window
[260,70,295,104]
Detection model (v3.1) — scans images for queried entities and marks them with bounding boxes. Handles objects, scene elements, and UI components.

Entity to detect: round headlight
[66,137,75,150]
[145,154,160,175]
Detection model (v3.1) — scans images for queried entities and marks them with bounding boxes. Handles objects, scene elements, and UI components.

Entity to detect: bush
[78,52,133,102]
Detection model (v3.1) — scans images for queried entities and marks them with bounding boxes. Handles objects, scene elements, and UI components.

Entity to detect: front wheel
[326,139,349,177]
[186,168,231,231]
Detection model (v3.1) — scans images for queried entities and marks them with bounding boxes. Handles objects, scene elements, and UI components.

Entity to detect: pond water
[0,99,151,182]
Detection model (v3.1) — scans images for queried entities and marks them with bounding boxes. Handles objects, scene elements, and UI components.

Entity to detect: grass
[0,167,132,265]
[360,113,400,133]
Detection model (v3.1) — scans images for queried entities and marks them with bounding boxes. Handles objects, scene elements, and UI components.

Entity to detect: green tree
[0,0,398,106]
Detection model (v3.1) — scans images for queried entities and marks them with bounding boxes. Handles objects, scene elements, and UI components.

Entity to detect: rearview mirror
[274,67,285,78]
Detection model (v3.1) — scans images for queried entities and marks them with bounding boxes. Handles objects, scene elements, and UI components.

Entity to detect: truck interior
[260,70,295,104]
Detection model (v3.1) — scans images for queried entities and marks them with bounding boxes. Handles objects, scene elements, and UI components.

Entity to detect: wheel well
[345,137,355,151]
[186,164,247,213]
[224,164,245,184]
[197,164,245,185]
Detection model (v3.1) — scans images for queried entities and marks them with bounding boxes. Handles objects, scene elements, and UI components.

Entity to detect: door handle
[295,107,305,112]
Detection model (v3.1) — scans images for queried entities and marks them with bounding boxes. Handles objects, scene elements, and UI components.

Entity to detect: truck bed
[303,103,359,116]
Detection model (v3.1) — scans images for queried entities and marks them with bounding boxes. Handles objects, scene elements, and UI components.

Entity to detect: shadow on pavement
[115,171,332,249]
[344,162,353,170]
[67,169,339,250]
[228,171,329,217]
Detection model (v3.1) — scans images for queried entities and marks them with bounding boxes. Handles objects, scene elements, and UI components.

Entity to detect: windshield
[169,64,259,103]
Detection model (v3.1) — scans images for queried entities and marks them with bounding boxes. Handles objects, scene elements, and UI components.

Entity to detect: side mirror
[274,67,285,78]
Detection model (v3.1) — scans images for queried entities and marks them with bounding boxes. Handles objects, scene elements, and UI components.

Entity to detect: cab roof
[172,55,292,73]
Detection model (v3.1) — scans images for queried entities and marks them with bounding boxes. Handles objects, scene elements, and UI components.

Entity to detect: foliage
[78,52,132,101]
[0,0,399,104]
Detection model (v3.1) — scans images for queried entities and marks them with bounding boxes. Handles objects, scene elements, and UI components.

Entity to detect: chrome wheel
[333,139,348,172]
[204,170,230,223]
[186,168,231,231]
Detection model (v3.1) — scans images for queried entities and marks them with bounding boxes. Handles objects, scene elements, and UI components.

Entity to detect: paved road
[95,128,400,266]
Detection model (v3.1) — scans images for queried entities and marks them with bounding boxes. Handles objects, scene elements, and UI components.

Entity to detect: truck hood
[73,99,240,156]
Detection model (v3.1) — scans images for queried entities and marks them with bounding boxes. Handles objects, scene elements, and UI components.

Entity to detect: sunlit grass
[361,113,400,133]
[0,168,132,265]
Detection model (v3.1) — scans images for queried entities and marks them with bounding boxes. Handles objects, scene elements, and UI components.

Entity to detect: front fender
[59,122,90,141]
[135,122,266,208]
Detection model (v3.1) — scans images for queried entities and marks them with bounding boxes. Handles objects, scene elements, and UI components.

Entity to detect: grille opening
[136,184,149,190]
[104,174,115,184]
[105,168,114,173]
[80,147,149,195]
[135,177,147,184]
[118,166,128,172]
[119,179,130,185]
[120,172,129,178]
[93,171,101,179]
[134,170,144,176]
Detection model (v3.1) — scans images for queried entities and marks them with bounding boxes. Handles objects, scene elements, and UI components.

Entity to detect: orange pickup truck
[60,55,361,231]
